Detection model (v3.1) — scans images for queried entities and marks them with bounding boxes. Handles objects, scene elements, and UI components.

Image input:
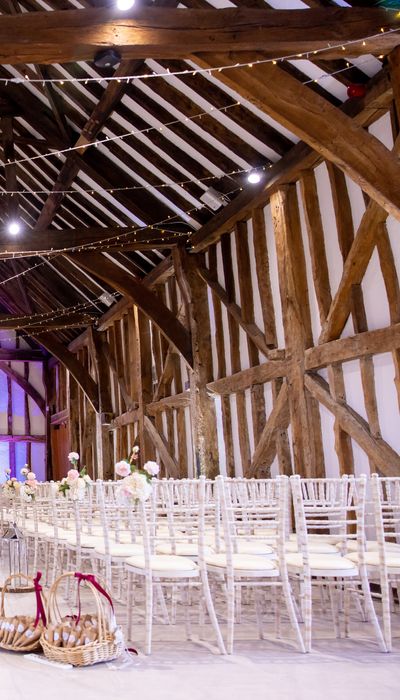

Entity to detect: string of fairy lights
[2,50,389,175]
[0,20,396,340]
[1,25,397,87]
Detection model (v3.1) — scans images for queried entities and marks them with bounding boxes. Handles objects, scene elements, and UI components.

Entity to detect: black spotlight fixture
[93,48,122,70]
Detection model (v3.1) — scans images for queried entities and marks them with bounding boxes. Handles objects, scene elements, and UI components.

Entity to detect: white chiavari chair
[124,478,225,655]
[347,474,400,651]
[201,475,305,655]
[289,474,386,652]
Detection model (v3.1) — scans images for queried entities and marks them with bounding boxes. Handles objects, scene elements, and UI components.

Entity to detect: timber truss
[0,1,400,477]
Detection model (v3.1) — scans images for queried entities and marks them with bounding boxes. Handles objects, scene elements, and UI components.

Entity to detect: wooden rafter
[305,373,400,477]
[189,67,392,253]
[31,334,100,412]
[193,258,272,359]
[248,381,290,477]
[193,54,400,225]
[0,226,182,256]
[306,322,400,370]
[69,250,193,366]
[0,8,398,64]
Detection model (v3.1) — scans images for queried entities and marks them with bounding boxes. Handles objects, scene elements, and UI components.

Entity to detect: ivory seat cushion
[82,526,104,537]
[217,541,275,556]
[23,522,53,535]
[284,541,339,555]
[111,532,139,544]
[46,528,70,540]
[205,553,278,573]
[94,541,143,557]
[347,551,400,568]
[342,540,400,553]
[156,542,213,556]
[125,554,198,573]
[286,553,358,574]
[65,533,104,548]
[289,534,343,544]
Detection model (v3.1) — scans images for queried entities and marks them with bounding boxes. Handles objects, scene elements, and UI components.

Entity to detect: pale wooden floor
[1,580,400,700]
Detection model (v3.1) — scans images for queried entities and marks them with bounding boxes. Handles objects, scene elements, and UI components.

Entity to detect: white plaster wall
[209,110,400,476]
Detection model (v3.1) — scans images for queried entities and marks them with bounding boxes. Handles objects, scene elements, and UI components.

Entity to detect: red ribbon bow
[33,571,47,628]
[74,572,114,623]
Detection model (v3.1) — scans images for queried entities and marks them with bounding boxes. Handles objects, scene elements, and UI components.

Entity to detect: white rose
[27,471,36,480]
[132,472,152,502]
[21,467,29,476]
[143,461,160,477]
[68,452,80,463]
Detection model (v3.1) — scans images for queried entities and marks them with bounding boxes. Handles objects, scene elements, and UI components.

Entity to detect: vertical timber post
[173,245,219,478]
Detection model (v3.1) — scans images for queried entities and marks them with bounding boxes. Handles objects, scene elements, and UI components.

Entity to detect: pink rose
[115,460,131,478]
[67,469,79,481]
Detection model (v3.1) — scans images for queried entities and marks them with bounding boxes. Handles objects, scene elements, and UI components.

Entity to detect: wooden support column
[327,163,381,462]
[300,169,354,475]
[208,244,234,477]
[376,222,400,408]
[24,362,31,466]
[42,360,53,479]
[271,185,324,477]
[168,278,188,478]
[68,373,80,457]
[7,371,15,477]
[221,233,251,475]
[252,207,292,476]
[235,220,266,450]
[89,328,114,480]
[173,245,219,478]
[134,307,155,465]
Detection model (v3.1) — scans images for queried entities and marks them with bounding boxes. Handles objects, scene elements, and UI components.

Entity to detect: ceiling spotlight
[93,48,122,70]
[8,221,21,236]
[247,171,261,184]
[116,0,135,10]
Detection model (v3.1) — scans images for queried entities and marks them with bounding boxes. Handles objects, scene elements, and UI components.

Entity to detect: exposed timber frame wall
[52,85,400,481]
[0,331,47,482]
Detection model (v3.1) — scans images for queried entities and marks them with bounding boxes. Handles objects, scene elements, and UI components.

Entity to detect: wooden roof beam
[0,7,399,64]
[193,54,400,223]
[0,225,183,256]
[69,250,193,367]
[190,63,394,252]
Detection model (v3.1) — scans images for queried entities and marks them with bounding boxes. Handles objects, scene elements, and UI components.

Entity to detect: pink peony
[67,469,79,481]
[115,460,131,478]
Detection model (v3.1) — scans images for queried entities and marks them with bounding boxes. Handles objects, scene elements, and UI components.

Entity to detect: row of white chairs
[1,474,399,654]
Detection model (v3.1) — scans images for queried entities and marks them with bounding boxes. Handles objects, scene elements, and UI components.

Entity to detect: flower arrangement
[1,465,38,501]
[20,465,38,502]
[115,446,159,504]
[58,452,92,501]
[2,468,19,499]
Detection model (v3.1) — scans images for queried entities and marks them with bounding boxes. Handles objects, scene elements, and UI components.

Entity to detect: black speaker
[93,49,122,69]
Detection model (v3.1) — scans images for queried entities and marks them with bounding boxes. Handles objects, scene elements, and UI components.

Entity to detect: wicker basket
[41,572,124,666]
[0,573,45,652]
